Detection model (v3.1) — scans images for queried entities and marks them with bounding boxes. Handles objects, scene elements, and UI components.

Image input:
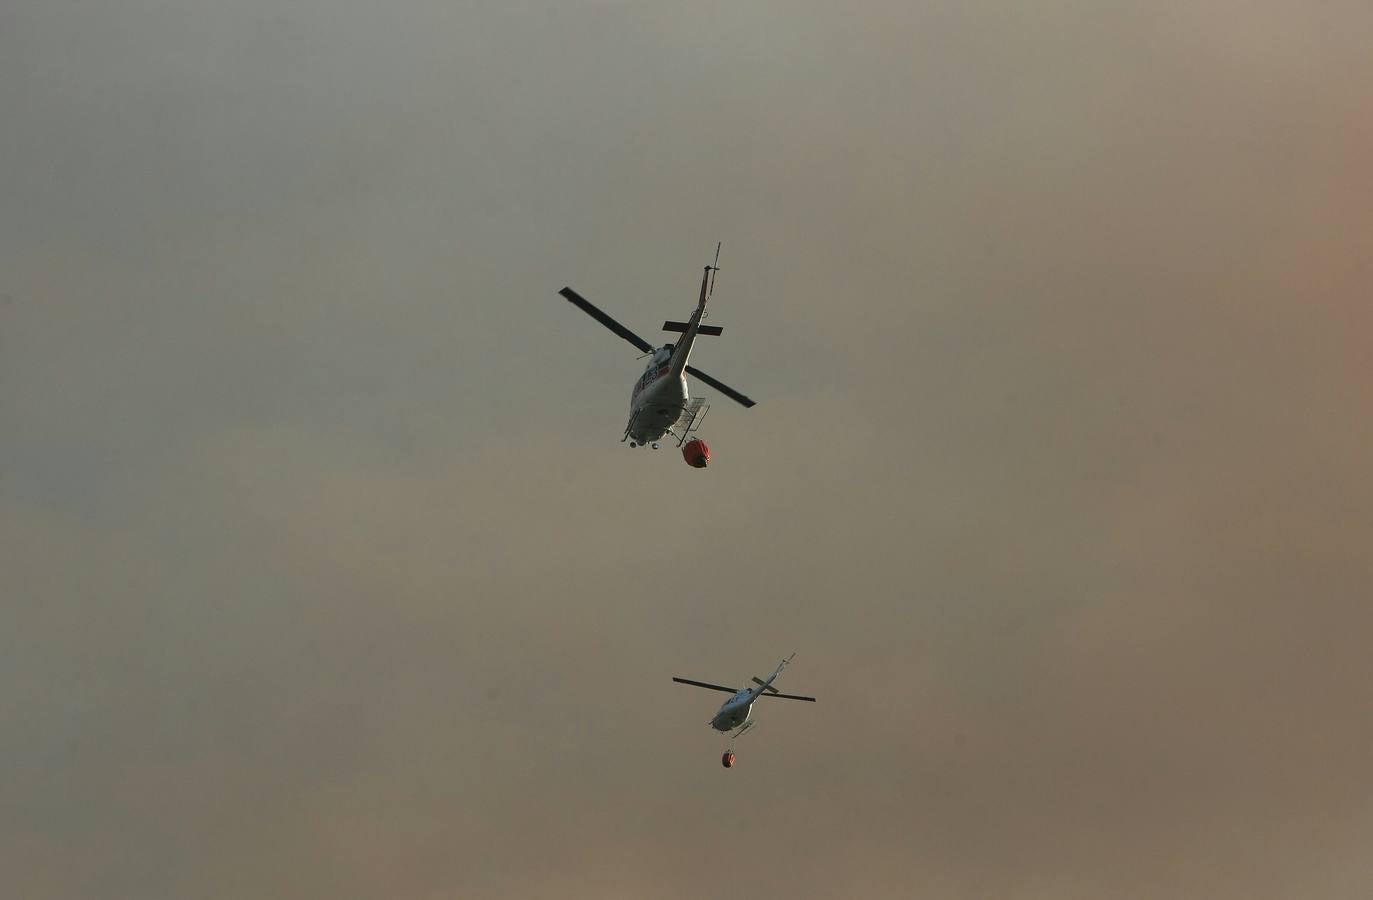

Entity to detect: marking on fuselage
[632,365,671,399]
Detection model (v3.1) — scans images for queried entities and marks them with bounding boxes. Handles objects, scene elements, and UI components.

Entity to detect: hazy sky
[4,3,1373,898]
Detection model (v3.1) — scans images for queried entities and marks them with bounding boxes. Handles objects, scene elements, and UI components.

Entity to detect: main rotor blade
[685,365,756,408]
[672,677,739,694]
[757,691,816,702]
[559,287,653,354]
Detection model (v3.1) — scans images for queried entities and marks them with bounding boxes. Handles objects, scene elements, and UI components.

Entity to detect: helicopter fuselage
[710,690,755,732]
[627,347,689,445]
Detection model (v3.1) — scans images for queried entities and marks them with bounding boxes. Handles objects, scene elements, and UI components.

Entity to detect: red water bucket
[683,438,711,468]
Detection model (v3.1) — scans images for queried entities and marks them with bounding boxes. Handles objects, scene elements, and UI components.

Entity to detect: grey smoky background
[2,3,1372,897]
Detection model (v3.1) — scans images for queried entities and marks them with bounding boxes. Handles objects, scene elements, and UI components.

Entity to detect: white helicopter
[558,246,755,467]
[673,653,815,767]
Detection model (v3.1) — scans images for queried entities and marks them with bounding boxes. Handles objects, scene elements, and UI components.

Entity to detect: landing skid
[666,398,709,447]
[625,400,707,448]
[730,720,756,744]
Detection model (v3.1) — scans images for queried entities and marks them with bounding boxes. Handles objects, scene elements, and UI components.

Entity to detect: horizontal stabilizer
[757,692,816,702]
[751,677,780,694]
[663,321,724,336]
[673,677,738,694]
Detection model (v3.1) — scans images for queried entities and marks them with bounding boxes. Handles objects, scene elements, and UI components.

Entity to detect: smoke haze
[3,2,1372,897]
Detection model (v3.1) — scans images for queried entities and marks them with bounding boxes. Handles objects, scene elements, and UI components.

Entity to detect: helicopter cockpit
[648,344,674,367]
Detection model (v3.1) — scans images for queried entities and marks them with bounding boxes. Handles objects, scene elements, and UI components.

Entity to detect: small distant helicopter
[673,653,815,768]
[559,246,755,467]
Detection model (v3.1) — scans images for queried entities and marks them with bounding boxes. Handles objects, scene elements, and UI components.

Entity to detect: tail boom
[667,263,716,377]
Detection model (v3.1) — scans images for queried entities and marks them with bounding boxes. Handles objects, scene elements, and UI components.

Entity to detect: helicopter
[558,246,755,467]
[673,653,815,768]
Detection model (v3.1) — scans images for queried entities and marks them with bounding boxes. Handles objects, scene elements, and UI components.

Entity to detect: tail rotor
[706,242,721,303]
